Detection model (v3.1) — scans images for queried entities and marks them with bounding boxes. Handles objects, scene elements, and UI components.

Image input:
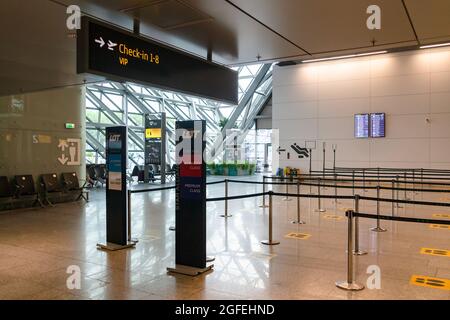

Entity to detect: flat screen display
[354,114,369,138]
[370,113,386,138]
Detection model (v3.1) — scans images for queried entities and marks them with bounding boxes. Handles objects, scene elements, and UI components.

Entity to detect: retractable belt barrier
[126,176,450,292]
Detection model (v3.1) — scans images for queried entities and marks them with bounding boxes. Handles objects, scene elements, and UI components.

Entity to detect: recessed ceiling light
[420,42,450,49]
[302,50,388,63]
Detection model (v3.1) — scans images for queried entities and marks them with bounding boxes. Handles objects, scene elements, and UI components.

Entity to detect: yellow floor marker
[432,214,450,219]
[420,248,450,257]
[429,224,450,230]
[322,214,345,221]
[285,232,311,240]
[410,275,450,290]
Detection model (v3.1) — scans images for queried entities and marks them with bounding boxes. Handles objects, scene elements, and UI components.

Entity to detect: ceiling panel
[229,0,418,54]
[404,0,450,44]
[0,0,85,96]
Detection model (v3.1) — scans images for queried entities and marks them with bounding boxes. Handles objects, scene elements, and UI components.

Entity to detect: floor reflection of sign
[57,138,81,165]
[108,154,122,191]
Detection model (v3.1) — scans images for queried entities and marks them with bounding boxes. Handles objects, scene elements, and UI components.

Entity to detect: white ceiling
[0,0,449,97]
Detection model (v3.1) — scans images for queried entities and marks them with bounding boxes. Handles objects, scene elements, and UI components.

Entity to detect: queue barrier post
[391,180,395,217]
[336,210,365,291]
[353,195,367,255]
[404,172,410,200]
[221,179,232,218]
[127,190,139,243]
[282,180,292,201]
[314,178,326,213]
[292,181,305,224]
[259,176,269,208]
[261,192,280,246]
[371,185,387,232]
[395,176,403,209]
[352,170,355,196]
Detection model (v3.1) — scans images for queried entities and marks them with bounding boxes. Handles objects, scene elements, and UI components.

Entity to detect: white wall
[272,47,450,172]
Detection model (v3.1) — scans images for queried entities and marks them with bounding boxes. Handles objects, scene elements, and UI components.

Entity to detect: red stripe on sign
[180,164,202,177]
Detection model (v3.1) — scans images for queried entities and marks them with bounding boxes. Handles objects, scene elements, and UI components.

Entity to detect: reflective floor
[0,175,449,300]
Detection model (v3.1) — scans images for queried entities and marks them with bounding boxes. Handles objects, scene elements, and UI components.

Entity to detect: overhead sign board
[77,17,238,104]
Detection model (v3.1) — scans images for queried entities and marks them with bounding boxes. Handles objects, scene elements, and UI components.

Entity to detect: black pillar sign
[144,113,167,184]
[167,120,211,276]
[97,126,136,251]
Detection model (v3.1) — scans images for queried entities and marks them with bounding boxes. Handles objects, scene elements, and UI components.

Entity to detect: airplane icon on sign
[94,37,117,51]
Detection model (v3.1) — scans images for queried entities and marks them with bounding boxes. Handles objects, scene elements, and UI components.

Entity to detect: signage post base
[167,264,213,277]
[96,241,137,251]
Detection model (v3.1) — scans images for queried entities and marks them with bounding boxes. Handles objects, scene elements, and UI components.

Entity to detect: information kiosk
[167,120,212,276]
[97,126,137,251]
[144,113,167,184]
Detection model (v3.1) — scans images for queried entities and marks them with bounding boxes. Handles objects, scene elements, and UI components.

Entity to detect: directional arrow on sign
[107,40,117,51]
[95,37,105,48]
[58,154,68,165]
[276,147,286,155]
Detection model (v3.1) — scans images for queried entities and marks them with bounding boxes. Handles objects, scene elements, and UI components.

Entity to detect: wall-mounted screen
[370,113,385,138]
[354,114,369,138]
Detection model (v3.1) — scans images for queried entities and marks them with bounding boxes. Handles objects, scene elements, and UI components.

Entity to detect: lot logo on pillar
[66,5,81,30]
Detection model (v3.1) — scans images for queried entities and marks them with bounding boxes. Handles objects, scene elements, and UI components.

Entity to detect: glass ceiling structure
[85,63,273,168]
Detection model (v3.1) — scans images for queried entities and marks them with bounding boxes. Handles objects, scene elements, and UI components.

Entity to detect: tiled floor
[0,175,449,300]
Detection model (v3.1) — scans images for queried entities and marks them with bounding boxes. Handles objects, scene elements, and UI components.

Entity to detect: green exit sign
[65,123,76,129]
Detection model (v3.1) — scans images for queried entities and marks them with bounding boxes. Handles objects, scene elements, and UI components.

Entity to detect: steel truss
[85,63,273,168]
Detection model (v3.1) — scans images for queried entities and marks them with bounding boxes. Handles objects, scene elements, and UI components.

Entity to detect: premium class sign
[77,17,238,104]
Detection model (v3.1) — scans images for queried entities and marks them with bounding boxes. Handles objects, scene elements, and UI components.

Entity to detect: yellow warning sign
[323,214,344,221]
[429,224,450,230]
[285,232,311,240]
[410,275,450,290]
[145,128,161,139]
[420,248,450,257]
[432,214,450,219]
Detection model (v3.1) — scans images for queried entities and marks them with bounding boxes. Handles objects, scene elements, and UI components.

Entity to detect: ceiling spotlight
[420,42,450,49]
[301,50,388,63]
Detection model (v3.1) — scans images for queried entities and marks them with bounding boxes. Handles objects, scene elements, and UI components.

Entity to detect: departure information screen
[371,113,386,138]
[354,114,369,138]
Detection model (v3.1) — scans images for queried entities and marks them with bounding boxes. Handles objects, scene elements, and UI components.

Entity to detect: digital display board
[354,114,369,138]
[77,17,238,104]
[370,113,386,138]
[145,118,163,165]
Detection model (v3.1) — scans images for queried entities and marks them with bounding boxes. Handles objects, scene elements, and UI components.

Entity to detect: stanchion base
[220,214,232,218]
[314,209,327,213]
[291,220,306,225]
[353,250,368,256]
[259,204,269,208]
[169,226,176,231]
[370,227,387,232]
[206,256,215,262]
[395,205,403,209]
[282,198,292,201]
[335,281,365,291]
[167,264,213,277]
[96,241,137,251]
[261,240,280,246]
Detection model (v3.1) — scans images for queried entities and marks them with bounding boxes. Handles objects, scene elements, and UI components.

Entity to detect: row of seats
[0,173,88,210]
[131,164,177,183]
[86,164,107,187]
